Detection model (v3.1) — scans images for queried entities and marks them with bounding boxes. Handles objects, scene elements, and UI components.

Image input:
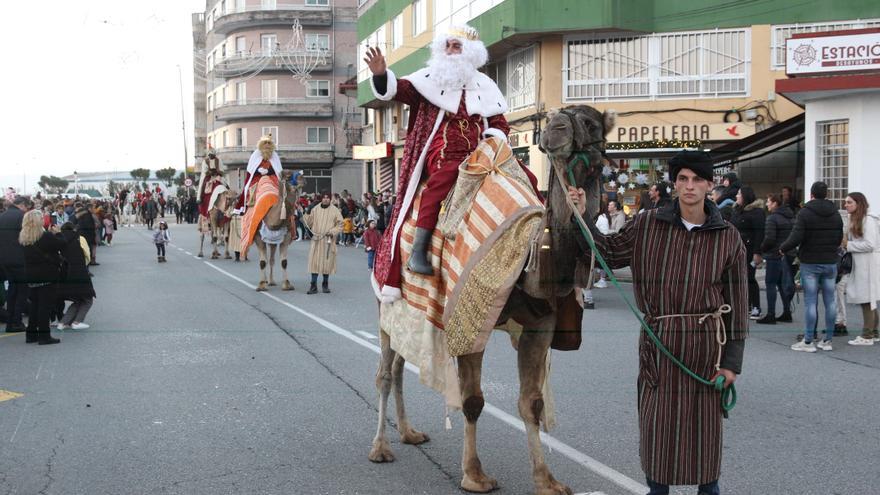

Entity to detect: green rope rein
[565,153,737,416]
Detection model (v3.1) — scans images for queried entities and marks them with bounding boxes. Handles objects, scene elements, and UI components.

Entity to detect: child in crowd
[342,215,354,246]
[152,220,170,263]
[363,219,381,270]
[103,214,115,246]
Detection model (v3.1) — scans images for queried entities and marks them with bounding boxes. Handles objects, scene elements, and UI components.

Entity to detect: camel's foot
[461,472,498,493]
[196,252,204,258]
[256,281,268,292]
[211,253,219,259]
[224,253,232,259]
[368,438,395,463]
[400,428,430,445]
[535,474,572,495]
[281,280,294,291]
[268,281,277,287]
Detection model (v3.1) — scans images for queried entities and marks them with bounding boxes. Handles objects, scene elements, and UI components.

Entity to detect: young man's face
[674,169,711,207]
[321,196,331,206]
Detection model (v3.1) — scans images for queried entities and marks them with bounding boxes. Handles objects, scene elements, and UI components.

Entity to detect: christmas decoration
[629,183,636,190]
[607,139,703,151]
[617,173,630,185]
[617,186,627,195]
[635,172,649,185]
[608,180,617,188]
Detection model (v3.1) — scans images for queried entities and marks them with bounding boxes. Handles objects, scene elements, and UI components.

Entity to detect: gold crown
[447,26,478,41]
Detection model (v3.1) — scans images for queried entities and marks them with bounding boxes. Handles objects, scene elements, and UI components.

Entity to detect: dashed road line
[201,260,647,495]
[356,331,378,340]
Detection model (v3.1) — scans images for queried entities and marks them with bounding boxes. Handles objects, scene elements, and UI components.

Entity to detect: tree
[38,175,69,194]
[106,180,124,197]
[174,171,187,187]
[155,167,177,187]
[130,168,151,182]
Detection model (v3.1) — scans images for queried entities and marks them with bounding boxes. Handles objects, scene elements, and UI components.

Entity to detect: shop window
[816,120,849,208]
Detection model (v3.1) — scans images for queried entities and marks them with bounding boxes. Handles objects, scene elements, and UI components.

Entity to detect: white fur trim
[371,69,398,101]
[483,127,507,141]
[403,68,507,116]
[371,272,401,303]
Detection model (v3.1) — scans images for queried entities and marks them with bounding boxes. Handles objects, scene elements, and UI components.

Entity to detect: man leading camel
[364,25,539,297]
[571,150,748,495]
[302,192,343,295]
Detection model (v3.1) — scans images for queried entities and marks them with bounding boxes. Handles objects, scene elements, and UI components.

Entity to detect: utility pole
[177,64,189,197]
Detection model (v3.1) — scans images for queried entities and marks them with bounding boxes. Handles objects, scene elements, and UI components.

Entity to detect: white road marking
[201,261,647,494]
[356,330,378,340]
[184,251,192,256]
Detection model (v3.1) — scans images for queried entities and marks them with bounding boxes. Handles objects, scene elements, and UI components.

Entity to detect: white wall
[804,92,880,213]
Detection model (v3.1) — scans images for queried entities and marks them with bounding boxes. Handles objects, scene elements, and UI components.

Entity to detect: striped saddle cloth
[398,137,544,357]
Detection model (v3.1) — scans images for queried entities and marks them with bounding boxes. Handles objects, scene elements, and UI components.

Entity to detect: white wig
[428,24,488,70]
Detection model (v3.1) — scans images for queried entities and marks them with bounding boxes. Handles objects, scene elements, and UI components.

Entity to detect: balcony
[212,50,333,78]
[210,4,332,35]
[216,144,335,165]
[213,98,333,121]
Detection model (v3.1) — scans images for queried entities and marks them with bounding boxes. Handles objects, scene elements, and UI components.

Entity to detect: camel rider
[197,149,226,214]
[234,135,282,215]
[365,24,540,283]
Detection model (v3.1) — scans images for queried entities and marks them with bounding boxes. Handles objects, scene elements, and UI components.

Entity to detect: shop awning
[710,113,804,167]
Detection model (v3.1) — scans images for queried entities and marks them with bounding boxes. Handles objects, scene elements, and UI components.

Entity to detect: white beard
[426,54,478,91]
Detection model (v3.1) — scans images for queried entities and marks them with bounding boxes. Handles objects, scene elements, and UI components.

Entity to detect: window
[564,28,749,102]
[236,128,247,147]
[222,130,228,148]
[305,0,330,5]
[391,14,403,50]
[382,106,394,142]
[236,82,246,104]
[771,19,880,69]
[221,0,227,15]
[301,169,332,195]
[305,33,329,51]
[401,105,410,131]
[262,126,279,144]
[412,0,426,36]
[261,0,276,9]
[235,36,247,56]
[434,0,502,33]
[307,127,331,144]
[491,45,536,111]
[261,34,277,56]
[217,87,225,106]
[817,119,849,208]
[235,0,245,13]
[261,80,277,102]
[221,43,226,60]
[207,95,213,112]
[307,80,330,97]
[358,27,387,83]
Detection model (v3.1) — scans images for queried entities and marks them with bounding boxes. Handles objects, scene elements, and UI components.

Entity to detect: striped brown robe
[584,199,748,485]
[303,204,344,275]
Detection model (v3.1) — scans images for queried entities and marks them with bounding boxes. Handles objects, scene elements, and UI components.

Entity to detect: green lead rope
[564,154,737,417]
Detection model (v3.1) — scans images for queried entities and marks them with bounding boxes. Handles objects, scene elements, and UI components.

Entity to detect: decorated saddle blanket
[240,176,279,252]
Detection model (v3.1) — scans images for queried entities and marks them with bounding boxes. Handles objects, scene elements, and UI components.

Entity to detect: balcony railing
[215,143,334,165]
[211,50,332,77]
[209,3,332,34]
[213,98,333,120]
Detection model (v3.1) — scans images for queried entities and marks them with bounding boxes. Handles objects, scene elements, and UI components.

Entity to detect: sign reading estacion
[786,31,880,75]
[611,123,755,143]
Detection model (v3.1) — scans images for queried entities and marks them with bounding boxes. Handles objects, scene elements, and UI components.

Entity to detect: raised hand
[363,46,387,76]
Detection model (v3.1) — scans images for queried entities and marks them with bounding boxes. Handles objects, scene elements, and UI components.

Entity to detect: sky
[0,0,206,194]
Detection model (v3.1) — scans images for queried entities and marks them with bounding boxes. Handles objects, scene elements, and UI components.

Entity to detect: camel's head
[540,105,616,185]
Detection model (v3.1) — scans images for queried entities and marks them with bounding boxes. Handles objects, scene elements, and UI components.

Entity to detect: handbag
[838,251,853,276]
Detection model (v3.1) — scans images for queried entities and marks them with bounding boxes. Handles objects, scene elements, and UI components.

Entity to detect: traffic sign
[184,178,193,187]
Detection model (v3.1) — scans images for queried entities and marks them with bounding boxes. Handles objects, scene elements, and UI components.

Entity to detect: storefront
[776,27,880,209]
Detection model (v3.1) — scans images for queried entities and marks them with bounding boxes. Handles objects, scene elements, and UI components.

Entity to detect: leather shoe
[38,337,60,345]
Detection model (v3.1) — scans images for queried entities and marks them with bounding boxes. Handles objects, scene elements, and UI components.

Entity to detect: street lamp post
[74,171,79,197]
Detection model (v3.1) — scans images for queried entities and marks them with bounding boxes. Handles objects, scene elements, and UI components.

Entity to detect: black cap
[669,150,714,183]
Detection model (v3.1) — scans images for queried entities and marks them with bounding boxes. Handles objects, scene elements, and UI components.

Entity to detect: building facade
[356,0,880,209]
[193,0,363,197]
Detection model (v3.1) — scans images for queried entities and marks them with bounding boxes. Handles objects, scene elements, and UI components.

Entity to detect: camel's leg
[369,329,396,463]
[280,238,293,290]
[197,233,204,257]
[224,227,232,259]
[392,353,429,445]
[255,237,268,291]
[267,244,277,286]
[518,320,571,495]
[457,351,496,493]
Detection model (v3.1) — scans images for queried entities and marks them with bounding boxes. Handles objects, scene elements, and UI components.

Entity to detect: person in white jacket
[843,192,880,346]
[593,199,627,288]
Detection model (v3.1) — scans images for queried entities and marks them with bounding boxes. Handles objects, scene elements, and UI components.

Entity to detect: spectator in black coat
[0,196,30,332]
[756,194,796,324]
[720,172,741,204]
[19,210,66,345]
[711,186,735,221]
[74,203,99,266]
[781,186,800,215]
[731,185,765,318]
[56,223,96,330]
[648,182,672,210]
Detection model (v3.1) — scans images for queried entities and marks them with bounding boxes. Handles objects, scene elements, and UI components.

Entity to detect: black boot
[38,331,60,345]
[406,227,434,275]
[307,283,318,295]
[777,310,793,322]
[756,314,776,325]
[25,328,38,344]
[322,281,331,293]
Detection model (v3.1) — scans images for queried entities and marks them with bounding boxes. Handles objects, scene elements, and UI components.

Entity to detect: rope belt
[553,152,738,417]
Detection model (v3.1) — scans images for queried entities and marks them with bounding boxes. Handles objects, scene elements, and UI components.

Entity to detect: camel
[198,188,236,260]
[253,170,300,292]
[369,105,615,495]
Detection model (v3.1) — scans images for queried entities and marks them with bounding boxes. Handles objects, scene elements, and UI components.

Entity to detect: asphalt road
[1,221,878,495]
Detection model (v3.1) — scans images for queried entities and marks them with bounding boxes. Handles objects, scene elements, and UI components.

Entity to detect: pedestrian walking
[363,220,381,270]
[143,195,158,230]
[756,194,795,324]
[731,186,765,319]
[55,223,95,330]
[0,196,30,333]
[102,214,115,246]
[302,192,343,294]
[152,220,170,263]
[570,150,747,495]
[842,192,880,346]
[779,181,844,352]
[20,210,66,345]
